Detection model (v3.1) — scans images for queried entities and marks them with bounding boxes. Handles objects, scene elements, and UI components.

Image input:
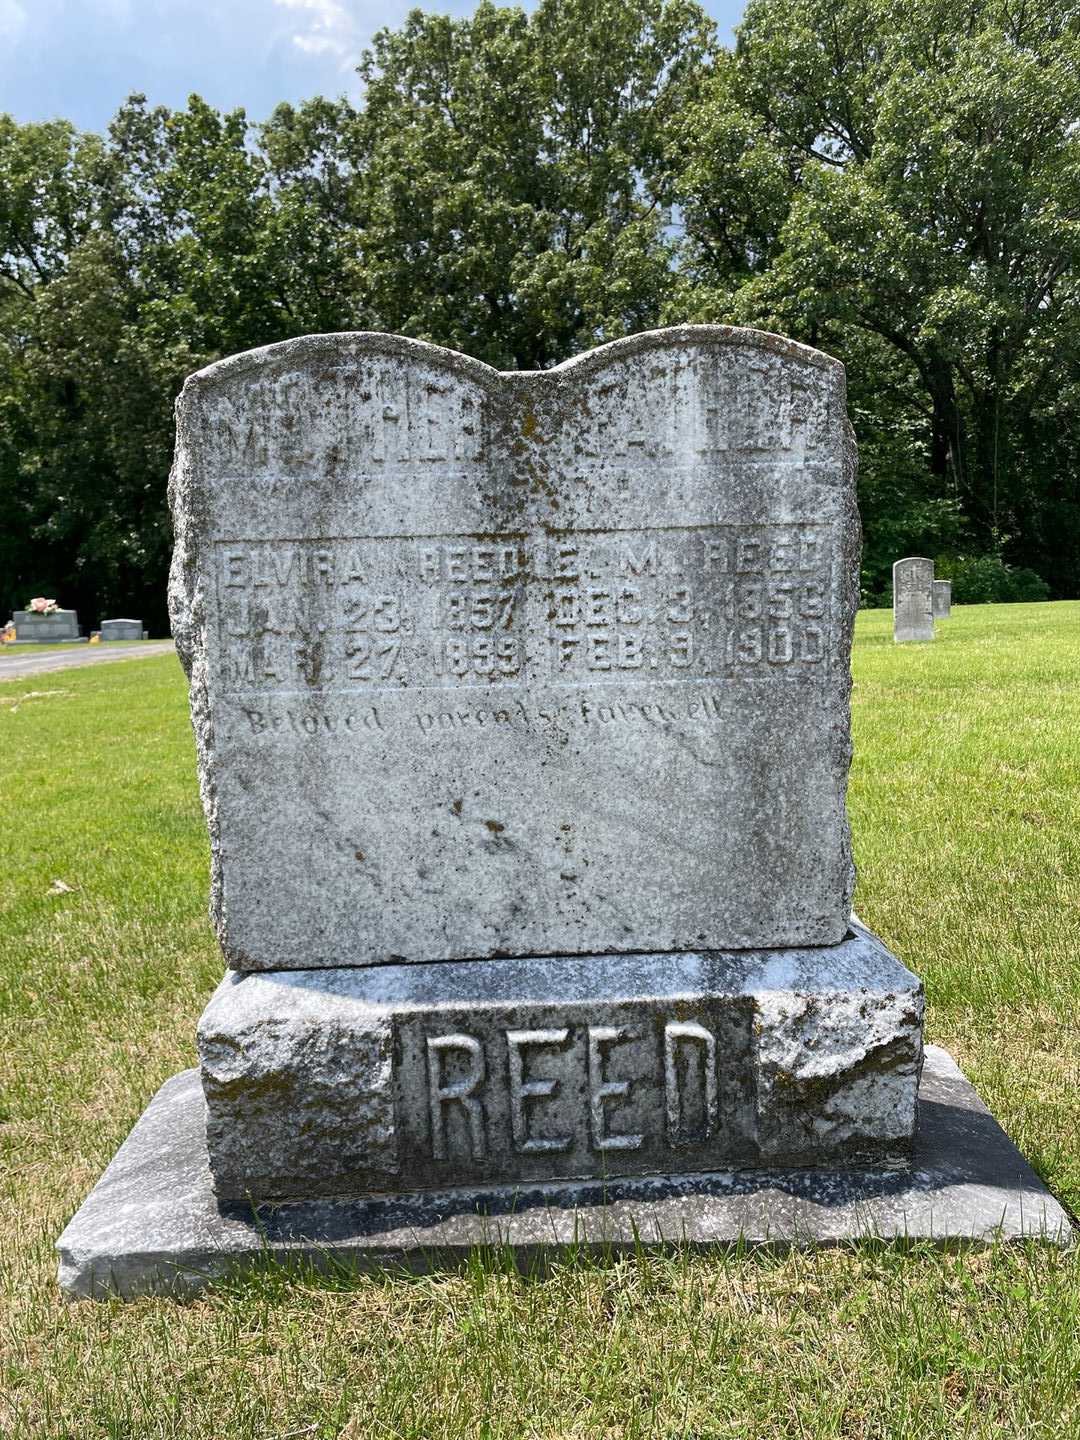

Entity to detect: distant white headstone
[932,580,952,619]
[893,559,934,642]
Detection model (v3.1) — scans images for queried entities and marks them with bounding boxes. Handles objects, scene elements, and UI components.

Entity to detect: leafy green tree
[3,0,1080,621]
[264,0,714,367]
[0,115,104,295]
[677,0,1080,593]
[1,231,197,628]
[0,118,110,621]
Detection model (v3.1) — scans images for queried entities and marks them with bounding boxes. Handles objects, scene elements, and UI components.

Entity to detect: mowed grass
[1,603,1078,1439]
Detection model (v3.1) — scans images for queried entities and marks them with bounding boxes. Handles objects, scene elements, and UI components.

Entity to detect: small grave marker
[10,607,83,644]
[100,618,145,641]
[893,557,934,642]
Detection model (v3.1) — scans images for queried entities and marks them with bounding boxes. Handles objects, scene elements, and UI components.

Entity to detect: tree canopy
[2,0,1077,627]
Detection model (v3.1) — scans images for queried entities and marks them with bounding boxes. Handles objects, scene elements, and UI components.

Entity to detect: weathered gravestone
[100,618,146,641]
[932,580,952,619]
[57,330,1072,1297]
[169,329,859,966]
[11,608,82,643]
[893,558,935,642]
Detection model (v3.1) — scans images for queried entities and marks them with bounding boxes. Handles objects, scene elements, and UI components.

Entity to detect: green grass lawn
[1,604,1077,1438]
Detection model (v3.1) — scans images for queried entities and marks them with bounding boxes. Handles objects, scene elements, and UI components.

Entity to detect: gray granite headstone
[167,330,924,1207]
[11,608,81,643]
[169,327,859,970]
[932,579,952,619]
[100,618,144,641]
[893,558,934,642]
[72,329,1078,1302]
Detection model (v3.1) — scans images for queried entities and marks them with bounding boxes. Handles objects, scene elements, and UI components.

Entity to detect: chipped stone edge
[168,379,224,944]
[177,324,844,396]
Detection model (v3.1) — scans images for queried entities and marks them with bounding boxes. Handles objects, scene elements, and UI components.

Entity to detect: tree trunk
[970,386,1004,540]
[926,362,963,487]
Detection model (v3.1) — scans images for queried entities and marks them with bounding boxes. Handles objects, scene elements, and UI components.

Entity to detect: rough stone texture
[932,580,952,619]
[198,921,922,1200]
[100,618,144,641]
[893,558,935,643]
[11,608,82,643]
[56,1045,1074,1300]
[168,327,860,969]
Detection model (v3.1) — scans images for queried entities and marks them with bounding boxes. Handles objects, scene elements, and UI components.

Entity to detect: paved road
[0,640,177,680]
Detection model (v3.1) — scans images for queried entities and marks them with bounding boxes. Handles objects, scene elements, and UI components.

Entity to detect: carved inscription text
[419,1017,738,1168]
[214,523,834,695]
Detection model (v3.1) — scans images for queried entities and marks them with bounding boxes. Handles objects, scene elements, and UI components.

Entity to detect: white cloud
[274,0,359,69]
[292,32,342,56]
[0,0,28,44]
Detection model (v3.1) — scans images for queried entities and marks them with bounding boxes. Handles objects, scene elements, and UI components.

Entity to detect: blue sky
[0,0,744,133]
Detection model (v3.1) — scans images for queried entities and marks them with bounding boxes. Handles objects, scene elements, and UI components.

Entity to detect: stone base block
[198,924,924,1201]
[56,1047,1074,1299]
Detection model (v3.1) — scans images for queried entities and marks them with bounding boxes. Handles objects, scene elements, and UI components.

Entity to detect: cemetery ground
[0,642,174,685]
[1,603,1077,1439]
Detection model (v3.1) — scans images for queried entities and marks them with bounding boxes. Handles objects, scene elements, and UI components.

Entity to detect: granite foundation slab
[197,924,923,1200]
[56,1046,1074,1299]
